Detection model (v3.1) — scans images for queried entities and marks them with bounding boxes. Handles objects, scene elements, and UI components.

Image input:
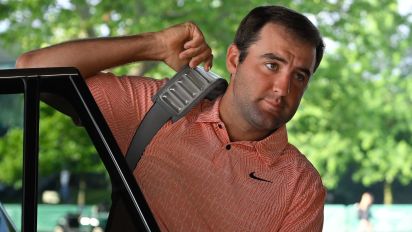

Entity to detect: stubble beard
[241,98,286,132]
[232,81,286,133]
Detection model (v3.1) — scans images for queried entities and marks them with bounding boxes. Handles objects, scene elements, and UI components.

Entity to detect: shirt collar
[193,96,223,123]
[190,97,289,166]
[254,125,289,166]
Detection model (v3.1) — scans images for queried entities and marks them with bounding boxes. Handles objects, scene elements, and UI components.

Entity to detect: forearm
[16,32,161,78]
[16,22,213,78]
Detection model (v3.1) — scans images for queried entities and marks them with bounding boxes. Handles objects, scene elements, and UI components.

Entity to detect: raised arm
[16,22,213,78]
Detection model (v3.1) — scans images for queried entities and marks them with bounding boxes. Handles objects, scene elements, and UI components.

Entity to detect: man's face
[225,23,316,136]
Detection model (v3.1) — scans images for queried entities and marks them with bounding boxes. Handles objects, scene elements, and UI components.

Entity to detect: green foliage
[289,0,412,202]
[0,128,24,187]
[0,103,101,187]
[38,103,102,175]
[1,0,412,203]
[0,94,23,129]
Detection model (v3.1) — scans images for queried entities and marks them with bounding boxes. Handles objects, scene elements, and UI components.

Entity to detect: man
[17,5,326,232]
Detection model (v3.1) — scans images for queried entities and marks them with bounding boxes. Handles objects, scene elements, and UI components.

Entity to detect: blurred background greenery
[0,0,412,229]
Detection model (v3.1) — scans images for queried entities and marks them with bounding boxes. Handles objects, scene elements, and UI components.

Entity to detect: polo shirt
[86,72,326,232]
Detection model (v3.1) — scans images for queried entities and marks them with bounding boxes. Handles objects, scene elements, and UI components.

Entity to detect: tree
[289,0,412,204]
[0,95,23,134]
[0,102,102,188]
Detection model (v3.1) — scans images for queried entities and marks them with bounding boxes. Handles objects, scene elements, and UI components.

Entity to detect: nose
[272,73,290,96]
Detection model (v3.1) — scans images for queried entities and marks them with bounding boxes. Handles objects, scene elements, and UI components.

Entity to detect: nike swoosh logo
[249,172,272,183]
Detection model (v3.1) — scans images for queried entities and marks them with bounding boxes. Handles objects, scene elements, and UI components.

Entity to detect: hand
[155,21,213,71]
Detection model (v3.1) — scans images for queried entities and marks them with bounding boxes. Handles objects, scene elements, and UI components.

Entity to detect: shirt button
[226,144,231,150]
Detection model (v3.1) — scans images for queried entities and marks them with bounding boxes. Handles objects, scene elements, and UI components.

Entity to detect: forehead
[251,23,317,72]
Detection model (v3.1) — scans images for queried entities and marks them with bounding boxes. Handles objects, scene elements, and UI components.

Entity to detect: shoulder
[283,144,322,178]
[86,72,169,117]
[84,72,169,153]
[86,72,168,96]
[268,144,326,231]
[280,144,325,193]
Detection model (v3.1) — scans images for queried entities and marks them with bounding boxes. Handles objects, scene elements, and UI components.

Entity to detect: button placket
[212,122,230,145]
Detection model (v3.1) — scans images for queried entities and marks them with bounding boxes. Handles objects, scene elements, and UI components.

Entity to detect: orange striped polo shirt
[86,72,325,232]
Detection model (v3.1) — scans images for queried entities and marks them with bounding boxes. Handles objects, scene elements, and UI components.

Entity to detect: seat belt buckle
[152,65,227,122]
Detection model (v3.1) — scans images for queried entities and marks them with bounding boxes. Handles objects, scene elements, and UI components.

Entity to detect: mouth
[261,97,284,115]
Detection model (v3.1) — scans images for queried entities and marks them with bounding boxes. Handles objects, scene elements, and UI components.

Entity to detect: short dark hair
[234,5,325,72]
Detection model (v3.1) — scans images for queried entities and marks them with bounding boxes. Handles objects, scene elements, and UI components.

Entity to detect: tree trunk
[77,179,86,211]
[383,180,393,204]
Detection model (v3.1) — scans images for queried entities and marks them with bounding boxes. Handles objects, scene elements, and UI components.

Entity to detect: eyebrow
[261,53,312,77]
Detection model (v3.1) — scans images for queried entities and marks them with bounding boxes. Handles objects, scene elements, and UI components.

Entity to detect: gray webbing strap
[125,103,171,170]
[125,66,227,170]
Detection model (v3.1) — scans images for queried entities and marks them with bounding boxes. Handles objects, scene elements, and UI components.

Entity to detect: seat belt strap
[125,103,171,170]
[125,66,227,170]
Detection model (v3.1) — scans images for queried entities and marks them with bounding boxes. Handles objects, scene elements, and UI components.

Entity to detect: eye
[265,63,279,71]
[294,72,308,82]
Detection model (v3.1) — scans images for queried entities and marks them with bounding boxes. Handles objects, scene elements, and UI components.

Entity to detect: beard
[240,98,291,131]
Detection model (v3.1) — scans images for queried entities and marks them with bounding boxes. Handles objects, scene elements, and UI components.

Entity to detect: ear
[226,44,240,76]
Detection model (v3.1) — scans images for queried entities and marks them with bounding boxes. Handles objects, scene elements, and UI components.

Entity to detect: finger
[204,54,213,71]
[183,38,204,50]
[179,44,208,61]
[184,25,206,49]
[179,46,202,59]
[194,51,213,71]
[185,45,211,62]
[189,50,213,69]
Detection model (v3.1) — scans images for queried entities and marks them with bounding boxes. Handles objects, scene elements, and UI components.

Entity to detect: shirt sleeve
[279,161,326,232]
[86,72,167,154]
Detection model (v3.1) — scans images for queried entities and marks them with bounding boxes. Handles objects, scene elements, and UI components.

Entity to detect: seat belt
[125,65,227,170]
[106,66,227,232]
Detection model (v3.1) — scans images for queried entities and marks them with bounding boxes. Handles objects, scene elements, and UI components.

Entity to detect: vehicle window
[38,102,111,232]
[0,94,23,230]
[0,94,112,231]
[0,94,23,231]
